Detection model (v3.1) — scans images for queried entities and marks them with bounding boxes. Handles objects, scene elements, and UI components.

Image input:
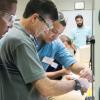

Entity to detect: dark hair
[58,12,66,27]
[23,0,58,21]
[75,15,83,20]
[0,0,17,11]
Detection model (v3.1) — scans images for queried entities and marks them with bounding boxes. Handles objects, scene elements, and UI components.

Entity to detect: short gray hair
[58,12,66,26]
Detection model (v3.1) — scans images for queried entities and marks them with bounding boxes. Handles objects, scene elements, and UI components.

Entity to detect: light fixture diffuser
[75,2,85,10]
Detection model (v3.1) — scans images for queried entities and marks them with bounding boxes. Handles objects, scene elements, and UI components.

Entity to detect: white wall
[16,0,28,19]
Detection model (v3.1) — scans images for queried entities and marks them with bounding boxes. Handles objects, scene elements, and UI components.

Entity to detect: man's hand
[66,75,89,93]
[79,67,92,82]
[61,68,71,75]
[78,78,89,93]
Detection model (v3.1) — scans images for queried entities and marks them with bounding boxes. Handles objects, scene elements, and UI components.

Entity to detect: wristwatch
[74,79,81,91]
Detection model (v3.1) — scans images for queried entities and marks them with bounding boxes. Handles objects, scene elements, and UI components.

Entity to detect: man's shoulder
[84,26,91,31]
[51,39,63,46]
[2,29,22,43]
[44,39,64,51]
[51,39,65,50]
[1,24,30,48]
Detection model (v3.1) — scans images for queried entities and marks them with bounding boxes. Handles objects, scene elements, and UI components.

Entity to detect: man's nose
[51,34,58,40]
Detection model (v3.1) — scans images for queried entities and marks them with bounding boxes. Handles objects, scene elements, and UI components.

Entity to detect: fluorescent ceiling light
[75,2,85,10]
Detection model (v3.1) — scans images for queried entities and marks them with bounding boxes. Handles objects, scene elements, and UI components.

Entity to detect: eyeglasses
[38,15,53,30]
[0,11,16,26]
[50,28,62,36]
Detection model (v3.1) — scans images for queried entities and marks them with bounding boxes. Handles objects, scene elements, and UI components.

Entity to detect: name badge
[42,57,58,69]
[50,62,58,69]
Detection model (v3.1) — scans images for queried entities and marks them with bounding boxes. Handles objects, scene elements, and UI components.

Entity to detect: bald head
[59,35,72,45]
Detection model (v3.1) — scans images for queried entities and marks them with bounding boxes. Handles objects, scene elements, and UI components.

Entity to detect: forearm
[70,63,84,74]
[35,77,75,96]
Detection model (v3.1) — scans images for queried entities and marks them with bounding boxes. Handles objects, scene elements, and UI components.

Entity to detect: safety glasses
[38,15,53,30]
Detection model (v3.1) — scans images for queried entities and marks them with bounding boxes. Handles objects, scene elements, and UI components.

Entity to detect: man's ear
[30,13,39,23]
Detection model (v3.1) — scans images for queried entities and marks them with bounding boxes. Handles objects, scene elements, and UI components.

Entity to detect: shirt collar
[14,23,31,37]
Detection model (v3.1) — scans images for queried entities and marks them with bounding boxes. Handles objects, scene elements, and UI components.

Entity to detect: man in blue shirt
[71,15,92,48]
[34,13,92,82]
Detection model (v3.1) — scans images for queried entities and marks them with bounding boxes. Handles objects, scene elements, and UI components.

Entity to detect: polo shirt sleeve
[14,43,45,84]
[55,40,76,68]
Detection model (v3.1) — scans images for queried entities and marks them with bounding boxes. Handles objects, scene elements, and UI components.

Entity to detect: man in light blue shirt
[71,15,92,48]
[33,13,92,82]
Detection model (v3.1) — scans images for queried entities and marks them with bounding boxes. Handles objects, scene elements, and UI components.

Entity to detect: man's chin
[47,39,53,43]
[45,40,51,43]
[45,38,54,43]
[77,24,83,28]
